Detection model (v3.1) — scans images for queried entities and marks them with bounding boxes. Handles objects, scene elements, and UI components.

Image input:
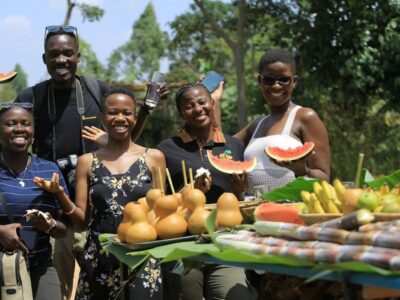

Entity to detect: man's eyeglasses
[259,75,293,86]
[0,102,33,111]
[44,25,79,47]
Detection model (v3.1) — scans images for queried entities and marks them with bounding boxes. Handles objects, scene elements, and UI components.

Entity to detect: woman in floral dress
[42,88,166,299]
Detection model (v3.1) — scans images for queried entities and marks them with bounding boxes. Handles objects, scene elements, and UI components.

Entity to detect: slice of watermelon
[254,202,305,225]
[265,142,315,162]
[0,71,17,83]
[207,150,256,174]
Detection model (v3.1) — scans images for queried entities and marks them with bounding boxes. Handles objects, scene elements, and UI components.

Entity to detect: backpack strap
[31,80,50,119]
[80,76,104,109]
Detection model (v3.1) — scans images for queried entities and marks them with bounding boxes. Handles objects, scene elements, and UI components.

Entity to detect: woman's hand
[271,152,315,177]
[82,126,108,146]
[230,172,248,199]
[194,174,212,194]
[33,172,65,195]
[0,223,28,253]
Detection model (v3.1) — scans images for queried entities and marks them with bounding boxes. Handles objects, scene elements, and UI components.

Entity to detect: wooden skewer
[152,166,156,189]
[166,168,176,194]
[182,160,188,186]
[189,168,194,190]
[158,166,164,195]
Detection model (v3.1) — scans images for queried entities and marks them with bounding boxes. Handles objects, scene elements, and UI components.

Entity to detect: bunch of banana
[379,182,400,197]
[300,179,346,214]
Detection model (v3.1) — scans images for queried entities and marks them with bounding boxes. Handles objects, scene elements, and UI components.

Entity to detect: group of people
[0,25,330,300]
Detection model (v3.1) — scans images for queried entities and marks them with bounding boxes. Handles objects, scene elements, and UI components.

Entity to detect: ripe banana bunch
[300,179,346,214]
[379,182,400,197]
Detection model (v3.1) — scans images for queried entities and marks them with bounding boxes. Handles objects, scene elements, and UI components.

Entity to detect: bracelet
[64,203,76,215]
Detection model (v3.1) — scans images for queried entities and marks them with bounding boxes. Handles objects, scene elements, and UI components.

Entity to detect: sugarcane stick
[312,209,374,230]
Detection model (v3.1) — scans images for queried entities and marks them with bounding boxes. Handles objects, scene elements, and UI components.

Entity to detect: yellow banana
[391,184,400,196]
[321,180,341,214]
[380,182,390,196]
[300,191,312,206]
[313,182,328,212]
[310,192,325,214]
[329,185,343,212]
[333,178,346,202]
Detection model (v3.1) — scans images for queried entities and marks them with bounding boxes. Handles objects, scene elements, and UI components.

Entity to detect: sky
[0,0,192,86]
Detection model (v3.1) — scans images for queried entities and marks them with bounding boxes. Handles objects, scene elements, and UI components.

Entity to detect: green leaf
[366,169,400,189]
[262,177,319,201]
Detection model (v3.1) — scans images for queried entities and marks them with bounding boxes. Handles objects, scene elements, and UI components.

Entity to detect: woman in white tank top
[216,49,330,192]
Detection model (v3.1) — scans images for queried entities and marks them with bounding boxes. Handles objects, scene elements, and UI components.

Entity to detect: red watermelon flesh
[254,202,305,225]
[0,71,17,83]
[265,142,315,162]
[207,150,256,174]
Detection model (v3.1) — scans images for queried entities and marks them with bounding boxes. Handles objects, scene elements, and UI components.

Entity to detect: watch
[46,219,57,234]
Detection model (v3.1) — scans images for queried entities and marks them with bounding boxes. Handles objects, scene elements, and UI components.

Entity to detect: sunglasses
[44,25,79,46]
[259,75,293,86]
[0,102,33,111]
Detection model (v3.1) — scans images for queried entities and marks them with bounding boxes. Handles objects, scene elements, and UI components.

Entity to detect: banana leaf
[365,169,400,189]
[262,177,319,202]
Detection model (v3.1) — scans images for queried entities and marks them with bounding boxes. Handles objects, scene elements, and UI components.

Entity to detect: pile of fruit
[300,179,400,214]
[117,187,243,244]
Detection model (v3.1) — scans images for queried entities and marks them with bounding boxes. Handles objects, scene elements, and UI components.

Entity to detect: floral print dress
[76,151,163,300]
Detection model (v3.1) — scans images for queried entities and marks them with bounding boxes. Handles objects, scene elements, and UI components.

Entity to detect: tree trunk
[63,0,76,26]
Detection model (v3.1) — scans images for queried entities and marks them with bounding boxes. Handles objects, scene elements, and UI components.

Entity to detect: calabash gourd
[137,197,149,214]
[186,189,210,234]
[146,188,162,225]
[154,195,187,239]
[216,193,243,227]
[124,208,157,243]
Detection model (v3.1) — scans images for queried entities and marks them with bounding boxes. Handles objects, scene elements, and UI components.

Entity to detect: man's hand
[33,172,64,195]
[82,125,108,146]
[0,223,29,253]
[29,212,54,233]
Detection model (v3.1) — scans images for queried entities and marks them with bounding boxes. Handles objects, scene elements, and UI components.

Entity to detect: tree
[107,3,167,83]
[10,64,28,94]
[63,0,105,26]
[77,39,106,80]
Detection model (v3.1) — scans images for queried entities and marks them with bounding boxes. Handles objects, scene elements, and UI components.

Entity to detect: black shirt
[15,76,109,161]
[157,128,244,203]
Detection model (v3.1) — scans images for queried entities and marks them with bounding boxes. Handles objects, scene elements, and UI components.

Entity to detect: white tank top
[244,105,303,192]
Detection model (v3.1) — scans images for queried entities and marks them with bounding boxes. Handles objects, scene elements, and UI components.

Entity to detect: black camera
[56,154,78,195]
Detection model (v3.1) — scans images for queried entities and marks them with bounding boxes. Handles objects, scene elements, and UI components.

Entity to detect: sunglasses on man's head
[0,102,33,111]
[44,25,79,46]
[259,75,293,86]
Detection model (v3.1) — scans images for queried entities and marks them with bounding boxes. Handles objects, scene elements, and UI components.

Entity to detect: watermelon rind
[0,71,17,83]
[265,142,315,162]
[207,150,256,174]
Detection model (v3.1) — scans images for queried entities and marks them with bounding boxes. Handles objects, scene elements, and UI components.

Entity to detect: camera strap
[47,78,86,161]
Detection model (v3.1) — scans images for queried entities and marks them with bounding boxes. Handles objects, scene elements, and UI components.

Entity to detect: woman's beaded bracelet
[64,203,76,215]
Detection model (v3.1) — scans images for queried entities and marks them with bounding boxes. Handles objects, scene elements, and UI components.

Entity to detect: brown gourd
[186,189,210,234]
[154,195,187,239]
[146,188,162,225]
[216,192,243,228]
[125,208,157,243]
[137,197,149,214]
[118,202,151,242]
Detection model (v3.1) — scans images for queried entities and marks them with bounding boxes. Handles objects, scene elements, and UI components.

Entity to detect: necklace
[0,153,31,187]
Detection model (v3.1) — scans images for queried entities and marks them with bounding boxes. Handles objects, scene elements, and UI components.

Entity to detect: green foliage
[78,3,105,22]
[0,84,16,102]
[10,64,28,94]
[77,38,106,80]
[107,3,167,82]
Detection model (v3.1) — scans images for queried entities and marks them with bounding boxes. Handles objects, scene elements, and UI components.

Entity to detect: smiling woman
[47,87,167,299]
[0,103,68,300]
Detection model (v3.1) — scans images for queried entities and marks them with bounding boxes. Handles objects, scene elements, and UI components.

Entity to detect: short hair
[0,106,33,122]
[175,82,211,111]
[258,48,296,74]
[101,87,137,114]
[44,30,79,51]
